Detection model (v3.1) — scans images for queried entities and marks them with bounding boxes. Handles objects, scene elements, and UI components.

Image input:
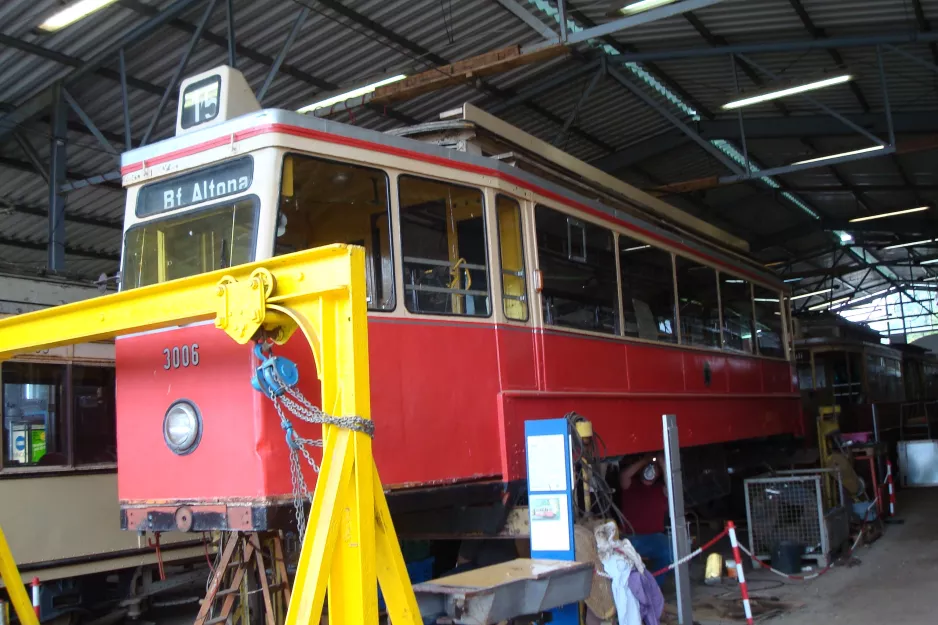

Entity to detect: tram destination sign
[136,156,253,217]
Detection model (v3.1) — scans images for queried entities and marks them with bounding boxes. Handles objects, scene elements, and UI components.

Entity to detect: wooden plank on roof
[371,44,568,104]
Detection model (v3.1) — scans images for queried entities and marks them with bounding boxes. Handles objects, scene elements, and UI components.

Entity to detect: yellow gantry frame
[0,526,39,625]
[0,245,421,625]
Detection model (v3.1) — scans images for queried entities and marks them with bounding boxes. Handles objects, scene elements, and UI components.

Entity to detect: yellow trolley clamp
[0,245,421,625]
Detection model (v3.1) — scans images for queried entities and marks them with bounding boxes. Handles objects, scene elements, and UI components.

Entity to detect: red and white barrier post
[886,459,896,516]
[30,577,40,622]
[726,522,754,625]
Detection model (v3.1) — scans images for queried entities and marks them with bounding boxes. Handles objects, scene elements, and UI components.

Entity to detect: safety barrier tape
[598,492,880,625]
[649,527,729,577]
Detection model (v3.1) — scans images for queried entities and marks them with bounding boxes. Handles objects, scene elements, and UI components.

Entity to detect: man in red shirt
[619,452,672,587]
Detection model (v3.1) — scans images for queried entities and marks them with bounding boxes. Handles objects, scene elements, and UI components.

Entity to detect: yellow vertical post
[281,247,421,625]
[0,527,40,625]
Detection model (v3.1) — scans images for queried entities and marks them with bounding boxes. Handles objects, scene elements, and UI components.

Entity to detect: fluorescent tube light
[724,279,745,284]
[783,277,803,283]
[924,276,938,282]
[883,238,935,250]
[790,288,833,301]
[722,74,852,110]
[837,287,893,308]
[754,298,780,303]
[839,232,854,243]
[39,0,119,31]
[791,145,884,166]
[919,257,938,265]
[623,244,651,252]
[849,206,929,223]
[619,0,678,15]
[298,74,407,113]
[809,296,850,311]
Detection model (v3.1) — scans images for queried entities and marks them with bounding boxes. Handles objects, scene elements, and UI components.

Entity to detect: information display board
[525,419,578,625]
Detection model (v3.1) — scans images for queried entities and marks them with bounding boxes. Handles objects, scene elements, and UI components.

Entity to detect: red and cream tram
[115,67,801,534]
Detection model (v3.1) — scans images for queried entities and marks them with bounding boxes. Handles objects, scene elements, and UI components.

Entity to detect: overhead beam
[309,0,613,151]
[606,65,746,176]
[0,0,203,146]
[0,235,118,262]
[371,44,569,105]
[1,201,122,231]
[118,0,418,125]
[592,112,938,173]
[608,30,938,62]
[756,217,938,251]
[0,156,122,192]
[0,33,163,97]
[540,0,726,48]
[494,0,559,42]
[787,0,870,112]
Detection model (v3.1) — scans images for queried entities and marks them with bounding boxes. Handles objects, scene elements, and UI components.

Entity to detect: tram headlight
[163,400,202,455]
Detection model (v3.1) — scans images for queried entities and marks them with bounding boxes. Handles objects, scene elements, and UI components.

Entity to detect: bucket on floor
[772,541,804,575]
[725,559,738,581]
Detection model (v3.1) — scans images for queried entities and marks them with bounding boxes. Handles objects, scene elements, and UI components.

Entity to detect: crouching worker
[618,453,672,587]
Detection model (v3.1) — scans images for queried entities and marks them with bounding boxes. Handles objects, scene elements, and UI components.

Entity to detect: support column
[47,83,68,273]
[663,414,692,625]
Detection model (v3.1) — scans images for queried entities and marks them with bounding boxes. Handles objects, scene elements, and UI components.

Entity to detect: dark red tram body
[115,78,801,534]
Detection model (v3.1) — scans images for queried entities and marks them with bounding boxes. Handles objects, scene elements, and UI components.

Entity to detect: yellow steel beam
[0,244,421,625]
[0,245,352,359]
[0,526,39,625]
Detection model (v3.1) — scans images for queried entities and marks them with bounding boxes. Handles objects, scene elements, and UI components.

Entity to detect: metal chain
[261,370,374,538]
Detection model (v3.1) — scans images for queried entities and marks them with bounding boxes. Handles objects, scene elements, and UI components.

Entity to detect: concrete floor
[147,491,938,625]
[692,488,938,625]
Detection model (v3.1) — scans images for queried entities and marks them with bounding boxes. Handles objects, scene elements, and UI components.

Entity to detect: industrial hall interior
[2,1,938,625]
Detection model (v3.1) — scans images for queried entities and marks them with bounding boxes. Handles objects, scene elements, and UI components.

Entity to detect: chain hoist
[251,342,375,537]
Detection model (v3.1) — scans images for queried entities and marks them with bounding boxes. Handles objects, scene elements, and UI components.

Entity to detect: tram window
[72,365,117,466]
[122,197,257,290]
[496,195,528,321]
[277,155,394,311]
[1,363,67,468]
[753,286,785,358]
[866,354,885,401]
[399,176,490,317]
[720,276,754,353]
[675,257,720,349]
[885,357,902,401]
[535,206,618,335]
[618,235,676,342]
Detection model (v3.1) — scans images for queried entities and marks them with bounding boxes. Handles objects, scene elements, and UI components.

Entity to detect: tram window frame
[121,195,260,291]
[617,234,677,343]
[675,256,722,350]
[752,285,786,359]
[495,195,529,322]
[720,274,755,354]
[535,205,619,336]
[0,361,116,475]
[398,175,492,318]
[275,154,395,312]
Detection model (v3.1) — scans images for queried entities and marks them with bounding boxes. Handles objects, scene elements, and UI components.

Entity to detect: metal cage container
[744,469,849,568]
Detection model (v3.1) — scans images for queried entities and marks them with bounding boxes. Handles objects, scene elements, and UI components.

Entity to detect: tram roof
[0,0,937,322]
[120,105,784,288]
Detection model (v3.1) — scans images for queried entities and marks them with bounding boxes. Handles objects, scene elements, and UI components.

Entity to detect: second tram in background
[795,314,938,441]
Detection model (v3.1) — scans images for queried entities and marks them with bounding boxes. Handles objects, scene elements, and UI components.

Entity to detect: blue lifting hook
[251,343,300,397]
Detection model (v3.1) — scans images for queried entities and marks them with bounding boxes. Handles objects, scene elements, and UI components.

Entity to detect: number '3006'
[163,344,200,369]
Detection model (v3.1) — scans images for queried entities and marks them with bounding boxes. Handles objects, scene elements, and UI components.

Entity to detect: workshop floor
[689,488,938,625]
